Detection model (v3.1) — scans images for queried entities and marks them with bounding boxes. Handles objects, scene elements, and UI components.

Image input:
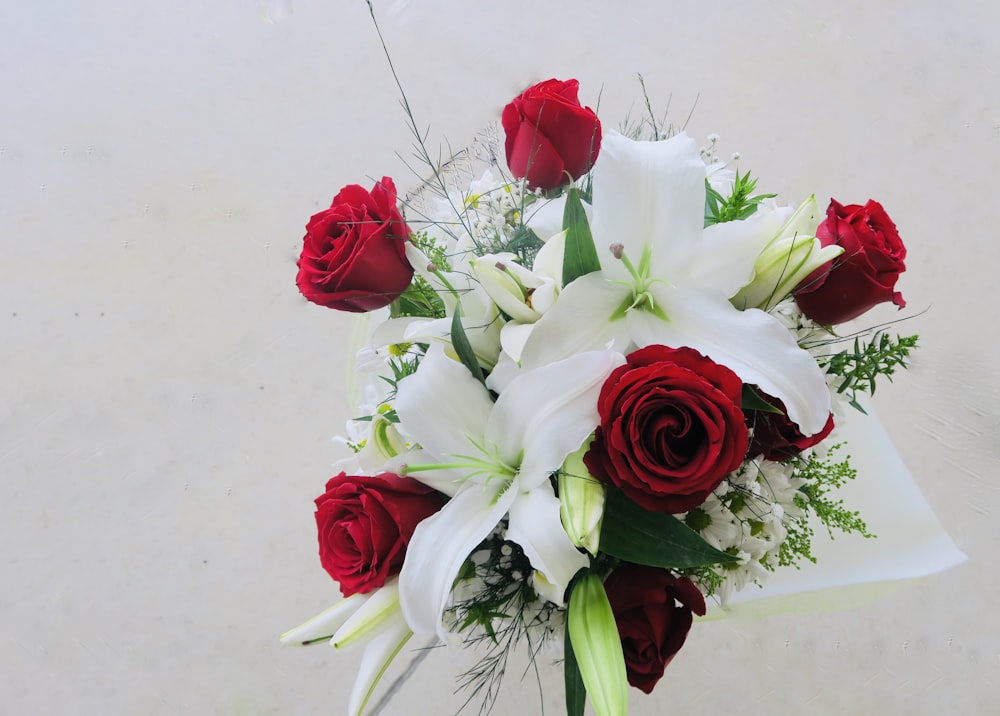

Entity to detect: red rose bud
[296,177,414,312]
[746,388,834,461]
[794,199,906,325]
[604,564,706,694]
[584,345,749,514]
[501,78,601,191]
[314,472,443,597]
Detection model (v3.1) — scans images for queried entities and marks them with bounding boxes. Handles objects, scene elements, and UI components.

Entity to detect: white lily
[393,343,625,640]
[520,132,832,435]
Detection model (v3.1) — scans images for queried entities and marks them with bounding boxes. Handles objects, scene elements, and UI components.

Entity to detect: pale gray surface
[2,1,996,714]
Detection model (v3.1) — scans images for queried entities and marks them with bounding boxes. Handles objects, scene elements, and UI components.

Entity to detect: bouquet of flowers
[280,69,959,716]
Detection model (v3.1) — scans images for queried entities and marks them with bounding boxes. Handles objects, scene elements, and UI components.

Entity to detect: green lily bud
[558,441,605,555]
[732,196,844,311]
[567,570,628,716]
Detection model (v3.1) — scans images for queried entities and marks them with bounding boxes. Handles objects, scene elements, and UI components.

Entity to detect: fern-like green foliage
[704,169,776,226]
[822,332,918,412]
[503,221,545,268]
[450,531,557,715]
[776,445,874,569]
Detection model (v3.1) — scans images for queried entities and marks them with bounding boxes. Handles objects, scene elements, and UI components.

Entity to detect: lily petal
[689,207,790,297]
[532,229,566,286]
[347,611,413,716]
[333,580,403,651]
[506,482,588,604]
[394,344,494,465]
[384,448,464,497]
[526,196,592,245]
[484,349,521,394]
[280,593,368,646]
[398,479,518,640]
[498,321,535,363]
[592,132,706,279]
[487,349,626,490]
[369,315,427,350]
[519,273,632,370]
[629,283,831,434]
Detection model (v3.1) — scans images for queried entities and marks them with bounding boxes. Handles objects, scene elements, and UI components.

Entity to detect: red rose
[584,345,749,514]
[315,472,442,597]
[794,199,906,325]
[501,78,602,191]
[604,564,705,694]
[296,177,414,313]
[746,388,835,461]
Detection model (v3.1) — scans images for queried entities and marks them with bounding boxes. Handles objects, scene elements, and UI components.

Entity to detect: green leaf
[450,306,486,387]
[741,384,785,414]
[567,570,627,716]
[600,488,739,568]
[564,604,586,716]
[561,187,601,286]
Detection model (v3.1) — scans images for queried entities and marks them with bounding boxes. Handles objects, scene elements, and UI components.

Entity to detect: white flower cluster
[415,169,537,255]
[681,456,807,605]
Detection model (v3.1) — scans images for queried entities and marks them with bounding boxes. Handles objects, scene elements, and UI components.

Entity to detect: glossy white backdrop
[2,1,996,714]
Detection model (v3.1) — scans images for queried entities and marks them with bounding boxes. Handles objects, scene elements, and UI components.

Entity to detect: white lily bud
[732,196,844,311]
[332,579,403,651]
[280,593,368,646]
[329,581,414,716]
[558,441,605,556]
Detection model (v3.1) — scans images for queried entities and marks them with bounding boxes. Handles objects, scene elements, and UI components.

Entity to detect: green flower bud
[558,441,605,556]
[732,196,843,311]
[567,570,628,716]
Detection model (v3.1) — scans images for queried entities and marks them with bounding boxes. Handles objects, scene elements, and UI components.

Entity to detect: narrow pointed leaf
[561,186,601,286]
[564,599,587,716]
[741,384,785,414]
[567,569,628,716]
[600,489,739,568]
[449,305,486,387]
